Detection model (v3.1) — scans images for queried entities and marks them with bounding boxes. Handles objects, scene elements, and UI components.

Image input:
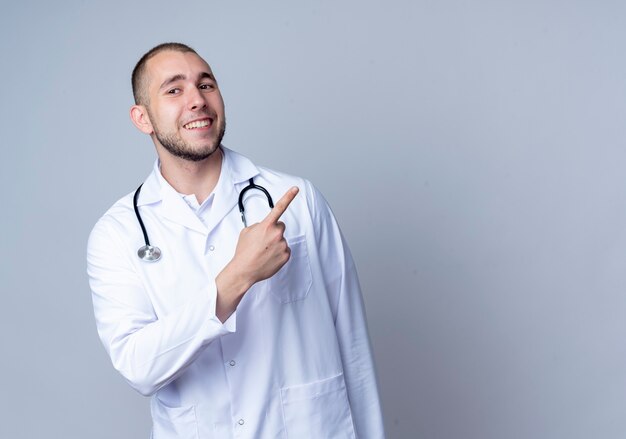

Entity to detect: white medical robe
[87,147,385,438]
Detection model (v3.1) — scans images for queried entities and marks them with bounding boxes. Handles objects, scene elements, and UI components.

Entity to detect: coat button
[229,360,236,366]
[238,419,245,425]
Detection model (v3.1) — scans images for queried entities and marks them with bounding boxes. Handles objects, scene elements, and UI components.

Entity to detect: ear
[130,105,154,134]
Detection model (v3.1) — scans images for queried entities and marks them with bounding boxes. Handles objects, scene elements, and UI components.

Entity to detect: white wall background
[2,1,626,438]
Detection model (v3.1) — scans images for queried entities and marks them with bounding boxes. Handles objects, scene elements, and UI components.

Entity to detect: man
[87,42,384,438]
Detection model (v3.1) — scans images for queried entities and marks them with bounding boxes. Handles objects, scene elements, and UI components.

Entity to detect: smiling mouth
[183,119,211,129]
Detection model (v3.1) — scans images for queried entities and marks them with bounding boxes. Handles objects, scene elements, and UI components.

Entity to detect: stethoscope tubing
[237,178,274,227]
[133,184,151,246]
[133,177,273,262]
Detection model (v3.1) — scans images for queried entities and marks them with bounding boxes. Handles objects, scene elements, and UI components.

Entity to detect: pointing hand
[216,186,299,321]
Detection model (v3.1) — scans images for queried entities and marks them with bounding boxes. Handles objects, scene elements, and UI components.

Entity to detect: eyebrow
[159,72,215,91]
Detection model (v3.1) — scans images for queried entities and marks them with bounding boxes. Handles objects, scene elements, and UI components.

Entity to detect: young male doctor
[87,42,385,438]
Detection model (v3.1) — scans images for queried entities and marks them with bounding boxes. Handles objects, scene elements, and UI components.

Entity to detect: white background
[2,1,626,438]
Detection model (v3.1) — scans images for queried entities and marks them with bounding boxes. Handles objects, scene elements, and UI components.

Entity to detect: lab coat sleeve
[305,181,386,438]
[87,217,235,397]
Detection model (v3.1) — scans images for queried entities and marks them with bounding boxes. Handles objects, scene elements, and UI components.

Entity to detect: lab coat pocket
[151,398,199,439]
[267,235,312,303]
[280,373,356,439]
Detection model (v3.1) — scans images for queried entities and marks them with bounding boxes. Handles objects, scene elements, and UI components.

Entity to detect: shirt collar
[135,145,260,207]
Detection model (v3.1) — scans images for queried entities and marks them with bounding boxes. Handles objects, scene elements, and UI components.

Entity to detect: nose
[187,87,207,111]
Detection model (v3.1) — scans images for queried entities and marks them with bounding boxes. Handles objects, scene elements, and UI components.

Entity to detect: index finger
[264,186,299,224]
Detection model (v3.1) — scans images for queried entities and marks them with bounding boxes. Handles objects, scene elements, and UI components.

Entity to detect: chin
[191,143,221,161]
[201,143,221,156]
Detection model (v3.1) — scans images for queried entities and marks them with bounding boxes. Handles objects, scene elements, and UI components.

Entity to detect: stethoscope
[133,178,274,262]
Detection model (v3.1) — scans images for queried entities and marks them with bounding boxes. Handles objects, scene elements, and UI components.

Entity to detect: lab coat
[87,147,385,438]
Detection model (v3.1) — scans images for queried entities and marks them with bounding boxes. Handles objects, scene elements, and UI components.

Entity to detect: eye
[199,83,216,91]
[167,87,181,95]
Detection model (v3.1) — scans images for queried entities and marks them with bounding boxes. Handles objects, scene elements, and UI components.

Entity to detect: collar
[135,145,260,207]
[135,146,260,235]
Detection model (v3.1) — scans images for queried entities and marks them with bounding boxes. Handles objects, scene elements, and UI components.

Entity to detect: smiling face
[132,50,226,162]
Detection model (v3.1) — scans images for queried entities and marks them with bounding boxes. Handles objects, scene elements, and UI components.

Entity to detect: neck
[158,147,223,204]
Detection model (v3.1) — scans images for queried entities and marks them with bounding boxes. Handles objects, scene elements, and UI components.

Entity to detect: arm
[88,220,231,396]
[306,181,386,438]
[87,188,299,396]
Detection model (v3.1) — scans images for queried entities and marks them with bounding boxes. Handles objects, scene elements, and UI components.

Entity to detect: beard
[153,118,226,162]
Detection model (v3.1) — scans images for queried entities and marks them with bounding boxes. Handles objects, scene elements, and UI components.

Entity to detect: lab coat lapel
[203,178,238,235]
[139,160,207,235]
[203,147,259,235]
[160,188,208,235]
[136,163,208,234]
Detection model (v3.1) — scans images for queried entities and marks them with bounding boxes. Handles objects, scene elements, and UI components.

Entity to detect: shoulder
[254,165,330,215]
[88,190,138,251]
[255,165,309,194]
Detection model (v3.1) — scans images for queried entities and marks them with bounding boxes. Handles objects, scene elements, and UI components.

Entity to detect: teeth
[184,120,210,129]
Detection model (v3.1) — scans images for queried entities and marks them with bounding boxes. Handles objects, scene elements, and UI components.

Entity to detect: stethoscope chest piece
[138,245,162,262]
[134,184,162,262]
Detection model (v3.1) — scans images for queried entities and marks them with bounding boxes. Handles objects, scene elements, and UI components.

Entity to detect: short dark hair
[131,42,198,105]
